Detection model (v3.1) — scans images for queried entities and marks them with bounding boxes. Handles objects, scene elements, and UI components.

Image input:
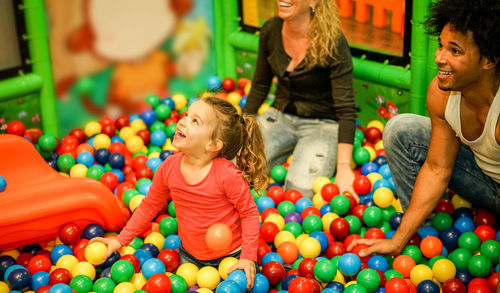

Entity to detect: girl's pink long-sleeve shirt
[116,152,259,261]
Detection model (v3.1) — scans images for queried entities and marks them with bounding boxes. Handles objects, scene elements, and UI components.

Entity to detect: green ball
[92,277,116,293]
[314,259,337,283]
[355,128,365,142]
[356,268,381,293]
[432,212,453,231]
[38,134,57,152]
[149,121,166,132]
[359,226,368,238]
[378,221,392,234]
[179,105,188,114]
[134,291,147,293]
[136,178,152,190]
[104,163,112,172]
[168,200,176,217]
[345,215,361,235]
[57,154,75,172]
[121,189,140,207]
[85,165,104,181]
[427,255,446,268]
[384,269,403,280]
[382,206,396,221]
[36,145,52,159]
[146,94,160,108]
[330,195,350,215]
[292,258,303,269]
[271,165,287,184]
[448,248,472,269]
[344,283,368,293]
[467,255,492,277]
[169,274,188,293]
[277,201,296,216]
[110,260,135,283]
[166,123,177,139]
[159,216,178,236]
[70,275,93,293]
[284,222,303,238]
[331,255,341,267]
[401,244,422,264]
[458,231,481,253]
[302,215,323,234]
[363,206,383,227]
[128,237,143,250]
[480,240,500,263]
[353,147,370,166]
[148,146,162,155]
[154,104,171,120]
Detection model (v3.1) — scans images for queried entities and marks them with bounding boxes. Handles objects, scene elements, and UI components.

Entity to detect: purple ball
[284,212,303,225]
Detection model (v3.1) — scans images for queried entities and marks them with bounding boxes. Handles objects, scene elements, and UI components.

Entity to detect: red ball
[237,78,251,90]
[375,269,386,288]
[146,273,172,293]
[300,206,321,219]
[284,189,303,204]
[420,236,443,258]
[288,277,314,293]
[298,258,317,279]
[115,115,130,129]
[261,261,286,286]
[488,273,498,292]
[325,241,347,259]
[329,217,350,240]
[101,124,117,137]
[49,268,72,285]
[267,186,285,205]
[58,223,83,245]
[442,278,466,293]
[321,183,340,202]
[408,233,422,247]
[136,129,151,146]
[474,225,496,242]
[221,78,236,92]
[132,154,149,171]
[72,238,89,262]
[120,254,141,273]
[257,239,272,265]
[99,116,115,126]
[157,249,180,272]
[364,228,385,239]
[353,175,371,195]
[343,234,362,249]
[351,244,371,263]
[16,252,34,267]
[62,135,79,148]
[108,142,129,155]
[7,121,25,136]
[435,198,455,215]
[69,128,86,143]
[260,222,280,243]
[36,285,51,293]
[261,208,280,222]
[364,127,383,143]
[116,182,135,199]
[351,204,367,222]
[28,255,52,275]
[125,172,137,185]
[385,277,410,293]
[136,167,154,180]
[375,149,386,157]
[100,172,119,191]
[474,209,496,227]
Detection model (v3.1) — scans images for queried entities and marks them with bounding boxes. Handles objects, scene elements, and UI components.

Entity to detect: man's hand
[89,237,122,260]
[335,164,359,203]
[227,259,256,291]
[346,238,404,257]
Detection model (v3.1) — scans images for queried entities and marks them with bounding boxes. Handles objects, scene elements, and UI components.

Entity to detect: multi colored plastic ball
[270,165,287,184]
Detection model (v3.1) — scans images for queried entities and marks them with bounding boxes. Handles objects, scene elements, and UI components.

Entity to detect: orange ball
[205,222,233,252]
[76,143,94,155]
[392,255,416,278]
[420,236,443,258]
[276,241,299,264]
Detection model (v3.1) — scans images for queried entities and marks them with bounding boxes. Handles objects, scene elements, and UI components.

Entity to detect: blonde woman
[244,0,358,199]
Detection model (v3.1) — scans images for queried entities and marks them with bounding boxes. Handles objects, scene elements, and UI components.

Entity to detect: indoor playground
[0,0,498,292]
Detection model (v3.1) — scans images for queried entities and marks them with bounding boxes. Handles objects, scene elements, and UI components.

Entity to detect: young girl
[91,97,268,290]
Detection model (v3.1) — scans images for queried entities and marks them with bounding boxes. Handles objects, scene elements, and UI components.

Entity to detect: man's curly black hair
[424,0,500,71]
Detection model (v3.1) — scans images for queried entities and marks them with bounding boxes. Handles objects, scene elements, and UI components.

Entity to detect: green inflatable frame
[213,0,438,116]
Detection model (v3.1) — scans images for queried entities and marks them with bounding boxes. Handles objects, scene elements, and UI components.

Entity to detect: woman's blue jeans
[383,114,500,214]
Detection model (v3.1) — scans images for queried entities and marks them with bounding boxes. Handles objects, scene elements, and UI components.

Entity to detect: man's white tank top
[444,86,500,184]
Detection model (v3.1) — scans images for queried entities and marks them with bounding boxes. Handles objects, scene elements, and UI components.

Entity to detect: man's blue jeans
[383,114,500,214]
[258,107,339,198]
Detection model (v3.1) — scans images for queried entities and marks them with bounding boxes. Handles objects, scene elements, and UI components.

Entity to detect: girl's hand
[335,164,359,202]
[89,237,122,260]
[227,259,256,291]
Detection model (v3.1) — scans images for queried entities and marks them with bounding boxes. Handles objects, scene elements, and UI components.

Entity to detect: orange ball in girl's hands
[205,222,233,252]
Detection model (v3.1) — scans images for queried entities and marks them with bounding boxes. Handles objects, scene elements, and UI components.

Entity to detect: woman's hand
[89,237,122,260]
[346,238,404,257]
[227,259,256,291]
[335,164,359,202]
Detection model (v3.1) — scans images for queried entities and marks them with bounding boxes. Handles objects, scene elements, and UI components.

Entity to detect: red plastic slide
[0,134,130,250]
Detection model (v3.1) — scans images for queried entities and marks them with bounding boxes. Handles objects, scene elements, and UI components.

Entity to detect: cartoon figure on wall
[46,0,213,134]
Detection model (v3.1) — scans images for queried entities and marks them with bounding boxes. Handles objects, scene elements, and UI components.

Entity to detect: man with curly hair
[348,0,500,266]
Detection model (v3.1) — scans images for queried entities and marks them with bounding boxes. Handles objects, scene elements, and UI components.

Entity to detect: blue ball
[372,179,393,192]
[325,281,345,292]
[163,235,181,250]
[239,96,247,108]
[455,269,472,285]
[418,225,439,238]
[452,207,474,221]
[207,76,222,91]
[188,97,199,105]
[30,271,49,291]
[453,216,475,233]
[362,197,376,207]
[385,230,396,239]
[227,270,247,292]
[100,267,112,279]
[83,223,104,239]
[216,280,241,293]
[261,252,283,266]
[439,227,461,250]
[133,249,153,267]
[138,181,151,195]
[338,253,361,276]
[140,243,160,258]
[150,130,167,146]
[266,182,282,190]
[295,198,313,214]
[320,203,332,215]
[21,243,42,254]
[110,136,125,144]
[162,97,176,110]
[0,255,16,280]
[310,231,329,252]
[416,280,440,293]
[141,110,157,126]
[160,150,174,161]
[108,153,125,169]
[76,152,94,167]
[256,196,275,213]
[129,114,141,122]
[146,157,162,171]
[281,274,299,291]
[367,255,389,272]
[50,245,73,264]
[110,169,124,183]
[95,148,110,164]
[47,158,59,170]
[361,162,379,175]
[48,283,73,293]
[389,213,403,230]
[378,164,391,179]
[101,251,121,269]
[0,176,6,192]
[250,273,270,293]
[141,258,166,279]
[373,156,388,167]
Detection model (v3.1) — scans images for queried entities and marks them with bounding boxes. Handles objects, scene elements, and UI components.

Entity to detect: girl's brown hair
[203,97,269,192]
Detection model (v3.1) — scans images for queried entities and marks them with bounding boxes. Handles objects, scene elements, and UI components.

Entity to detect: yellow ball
[84,121,101,137]
[197,289,213,293]
[0,282,9,293]
[286,155,293,164]
[144,232,165,251]
[322,213,339,231]
[298,237,321,258]
[71,261,96,280]
[226,92,242,106]
[126,136,145,154]
[374,140,384,151]
[432,259,456,283]
[172,94,188,110]
[70,164,88,178]
[274,231,296,247]
[119,126,136,141]
[113,282,136,293]
[451,194,472,209]
[1,250,20,259]
[176,263,199,287]
[84,242,107,265]
[196,266,221,290]
[130,119,147,133]
[367,120,385,132]
[129,273,147,290]
[313,176,331,194]
[148,152,160,159]
[410,264,433,286]
[264,214,285,230]
[120,246,136,255]
[129,194,145,212]
[218,257,239,280]
[244,82,252,96]
[373,187,395,208]
[257,103,271,116]
[295,234,309,248]
[345,281,358,287]
[364,146,376,162]
[366,172,383,188]
[56,255,79,271]
[93,133,111,149]
[333,269,345,284]
[312,193,327,209]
